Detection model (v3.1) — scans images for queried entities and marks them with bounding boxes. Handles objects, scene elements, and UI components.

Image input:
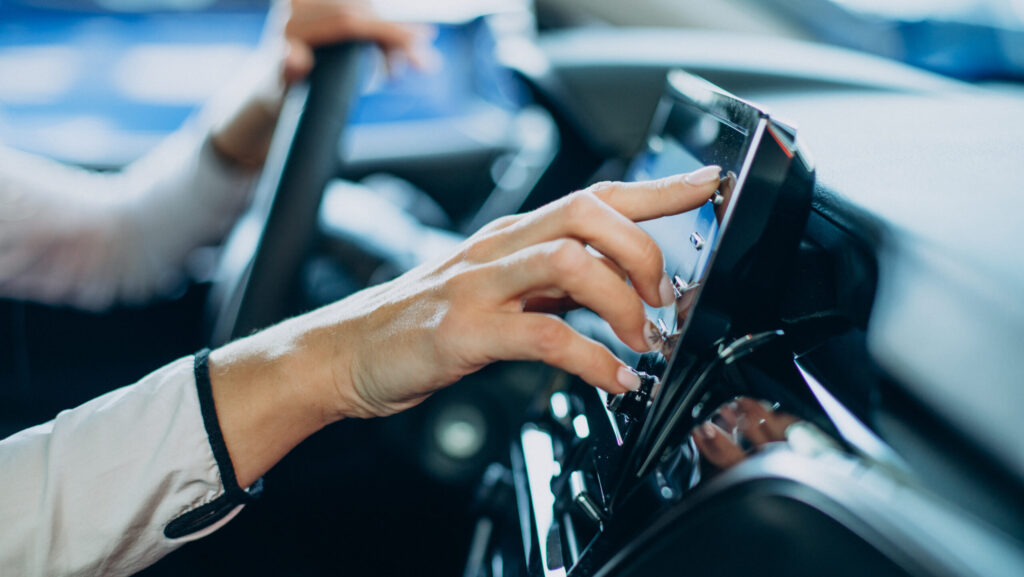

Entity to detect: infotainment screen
[632,115,748,290]
[617,70,814,481]
[627,70,766,343]
[517,72,815,577]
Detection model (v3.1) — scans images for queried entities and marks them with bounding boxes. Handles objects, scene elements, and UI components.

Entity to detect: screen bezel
[617,72,782,488]
[646,71,769,356]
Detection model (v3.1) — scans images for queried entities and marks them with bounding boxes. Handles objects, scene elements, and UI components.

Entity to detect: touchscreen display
[627,94,759,334]
[610,72,813,490]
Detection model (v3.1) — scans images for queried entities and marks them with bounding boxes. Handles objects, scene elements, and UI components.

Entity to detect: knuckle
[583,180,618,199]
[532,319,568,361]
[461,236,493,263]
[563,190,601,225]
[464,217,524,261]
[474,214,515,237]
[547,238,588,277]
[491,214,520,230]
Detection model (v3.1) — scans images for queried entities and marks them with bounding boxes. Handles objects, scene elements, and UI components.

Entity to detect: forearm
[206,281,400,488]
[0,135,256,309]
[204,0,289,169]
[204,44,288,169]
[0,8,279,309]
[0,326,344,574]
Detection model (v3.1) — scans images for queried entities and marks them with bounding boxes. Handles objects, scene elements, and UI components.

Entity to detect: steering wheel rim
[206,43,366,346]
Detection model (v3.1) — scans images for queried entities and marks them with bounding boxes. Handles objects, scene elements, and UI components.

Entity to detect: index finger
[586,165,722,222]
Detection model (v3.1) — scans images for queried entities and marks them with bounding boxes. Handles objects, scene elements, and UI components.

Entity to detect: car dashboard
[462,28,1024,577]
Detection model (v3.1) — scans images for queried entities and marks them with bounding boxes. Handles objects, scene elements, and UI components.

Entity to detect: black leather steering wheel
[206,43,366,346]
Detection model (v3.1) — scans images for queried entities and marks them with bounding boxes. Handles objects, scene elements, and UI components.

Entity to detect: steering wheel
[206,43,366,346]
[204,42,524,486]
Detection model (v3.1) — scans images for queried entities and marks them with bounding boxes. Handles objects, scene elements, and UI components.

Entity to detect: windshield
[544,0,1024,80]
[768,0,1024,79]
[827,0,1024,25]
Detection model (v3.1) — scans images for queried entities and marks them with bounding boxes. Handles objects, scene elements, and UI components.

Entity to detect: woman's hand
[209,167,721,486]
[210,0,437,168]
[282,0,437,84]
[312,167,724,418]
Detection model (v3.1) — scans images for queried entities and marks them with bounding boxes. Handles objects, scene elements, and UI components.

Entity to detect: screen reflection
[691,397,807,471]
[627,94,753,345]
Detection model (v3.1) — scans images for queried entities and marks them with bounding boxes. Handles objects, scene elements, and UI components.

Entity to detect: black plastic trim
[164,349,262,539]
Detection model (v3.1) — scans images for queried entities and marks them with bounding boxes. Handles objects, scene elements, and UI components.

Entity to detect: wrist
[209,95,283,170]
[208,56,288,170]
[245,313,346,429]
[290,303,381,422]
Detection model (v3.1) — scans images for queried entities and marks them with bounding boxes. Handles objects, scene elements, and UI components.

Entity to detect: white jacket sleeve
[0,129,256,311]
[0,352,257,576]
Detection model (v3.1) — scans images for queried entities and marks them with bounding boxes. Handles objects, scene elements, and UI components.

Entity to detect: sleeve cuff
[163,349,263,539]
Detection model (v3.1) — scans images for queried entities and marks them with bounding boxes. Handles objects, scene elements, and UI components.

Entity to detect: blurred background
[2,0,1023,167]
[2,1,1023,575]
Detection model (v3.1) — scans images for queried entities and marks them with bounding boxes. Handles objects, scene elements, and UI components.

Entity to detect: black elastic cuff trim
[164,349,263,539]
[193,348,249,498]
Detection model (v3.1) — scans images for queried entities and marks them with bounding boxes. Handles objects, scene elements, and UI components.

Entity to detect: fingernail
[617,366,642,391]
[643,318,663,351]
[684,165,722,186]
[659,274,675,307]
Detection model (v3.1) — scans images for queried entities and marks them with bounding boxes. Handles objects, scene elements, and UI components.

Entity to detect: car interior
[1,1,1023,576]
